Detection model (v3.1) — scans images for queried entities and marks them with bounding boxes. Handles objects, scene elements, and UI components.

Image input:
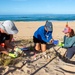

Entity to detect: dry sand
[14,21,75,40]
[1,21,75,75]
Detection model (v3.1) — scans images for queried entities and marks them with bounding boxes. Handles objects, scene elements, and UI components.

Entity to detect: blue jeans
[66,46,75,59]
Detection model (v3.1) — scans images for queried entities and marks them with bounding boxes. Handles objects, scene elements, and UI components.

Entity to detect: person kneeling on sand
[58,25,75,60]
[33,21,53,55]
[0,20,22,58]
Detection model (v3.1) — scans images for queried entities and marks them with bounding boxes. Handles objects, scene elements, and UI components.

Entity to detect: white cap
[0,20,18,34]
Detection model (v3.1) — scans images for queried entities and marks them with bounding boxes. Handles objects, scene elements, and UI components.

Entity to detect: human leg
[66,47,75,59]
[41,43,47,57]
[41,44,46,52]
[33,36,41,51]
[35,43,41,51]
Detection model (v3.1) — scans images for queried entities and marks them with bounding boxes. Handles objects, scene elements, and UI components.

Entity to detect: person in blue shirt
[33,21,53,53]
[59,26,75,59]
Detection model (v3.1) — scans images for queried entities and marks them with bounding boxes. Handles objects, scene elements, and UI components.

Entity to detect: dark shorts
[33,36,46,44]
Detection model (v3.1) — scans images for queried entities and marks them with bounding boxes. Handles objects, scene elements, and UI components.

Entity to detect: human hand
[9,53,17,58]
[49,39,54,44]
[58,42,64,47]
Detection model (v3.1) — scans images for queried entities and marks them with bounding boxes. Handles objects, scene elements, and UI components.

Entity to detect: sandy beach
[1,21,75,75]
[14,21,75,40]
[1,0,75,74]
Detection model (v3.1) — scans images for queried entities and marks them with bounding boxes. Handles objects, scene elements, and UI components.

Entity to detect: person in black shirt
[0,20,19,58]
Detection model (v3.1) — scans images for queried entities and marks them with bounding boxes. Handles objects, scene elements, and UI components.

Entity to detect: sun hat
[0,20,18,34]
[45,21,53,31]
[63,27,72,34]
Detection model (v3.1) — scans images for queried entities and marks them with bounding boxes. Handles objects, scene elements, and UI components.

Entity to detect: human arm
[5,40,15,50]
[0,45,17,58]
[42,31,53,43]
[63,36,75,48]
[58,36,75,48]
[4,34,15,50]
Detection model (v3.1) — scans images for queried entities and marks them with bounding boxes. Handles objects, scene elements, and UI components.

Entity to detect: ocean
[0,14,75,21]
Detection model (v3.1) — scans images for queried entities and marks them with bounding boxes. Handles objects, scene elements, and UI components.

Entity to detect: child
[0,20,22,58]
[59,25,75,59]
[33,21,53,54]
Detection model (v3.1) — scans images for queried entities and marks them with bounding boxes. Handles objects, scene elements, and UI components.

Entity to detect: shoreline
[1,20,75,22]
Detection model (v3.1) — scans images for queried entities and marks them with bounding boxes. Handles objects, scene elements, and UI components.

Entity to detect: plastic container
[14,52,18,57]
[53,40,59,45]
[21,47,28,51]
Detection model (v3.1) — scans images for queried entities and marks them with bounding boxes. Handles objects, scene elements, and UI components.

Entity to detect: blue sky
[0,0,75,15]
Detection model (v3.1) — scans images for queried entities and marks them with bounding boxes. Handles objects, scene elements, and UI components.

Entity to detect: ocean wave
[0,14,75,21]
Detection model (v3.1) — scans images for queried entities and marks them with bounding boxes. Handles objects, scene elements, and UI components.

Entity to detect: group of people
[0,20,75,60]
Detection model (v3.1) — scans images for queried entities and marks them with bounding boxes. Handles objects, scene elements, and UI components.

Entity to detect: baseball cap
[45,21,53,31]
[0,20,18,34]
[63,27,71,34]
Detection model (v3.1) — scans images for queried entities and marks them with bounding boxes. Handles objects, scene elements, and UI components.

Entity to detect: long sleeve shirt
[63,35,75,48]
[34,26,52,43]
